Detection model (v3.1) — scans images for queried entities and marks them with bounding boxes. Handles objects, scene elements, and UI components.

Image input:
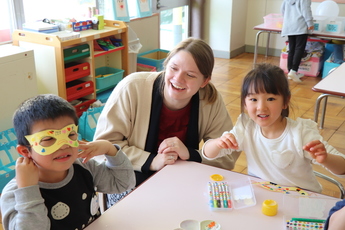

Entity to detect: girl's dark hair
[13,94,79,146]
[241,63,291,117]
[159,37,218,103]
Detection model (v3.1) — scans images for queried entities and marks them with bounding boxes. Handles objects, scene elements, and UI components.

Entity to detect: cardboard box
[279,53,322,77]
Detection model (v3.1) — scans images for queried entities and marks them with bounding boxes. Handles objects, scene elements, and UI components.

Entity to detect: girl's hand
[78,140,117,163]
[150,152,179,171]
[217,133,239,150]
[16,157,39,188]
[158,137,189,160]
[303,140,327,163]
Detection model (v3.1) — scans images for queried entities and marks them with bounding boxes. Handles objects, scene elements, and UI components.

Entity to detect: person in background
[281,0,314,82]
[94,37,241,207]
[202,63,345,193]
[325,200,345,229]
[0,94,135,230]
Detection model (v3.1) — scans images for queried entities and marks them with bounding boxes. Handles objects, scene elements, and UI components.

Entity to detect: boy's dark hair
[240,63,291,118]
[13,94,79,146]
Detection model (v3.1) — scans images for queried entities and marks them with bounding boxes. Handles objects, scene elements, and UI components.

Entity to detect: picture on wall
[136,0,152,17]
[104,0,130,22]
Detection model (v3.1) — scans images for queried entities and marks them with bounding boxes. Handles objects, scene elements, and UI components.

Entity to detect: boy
[0,94,136,230]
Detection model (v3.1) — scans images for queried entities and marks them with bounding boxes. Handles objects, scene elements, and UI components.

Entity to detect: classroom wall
[205,0,345,58]
[128,0,345,58]
[127,14,160,53]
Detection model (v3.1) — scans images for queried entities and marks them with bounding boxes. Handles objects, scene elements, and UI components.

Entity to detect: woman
[94,37,240,206]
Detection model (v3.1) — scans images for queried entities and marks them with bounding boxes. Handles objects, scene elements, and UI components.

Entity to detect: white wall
[205,0,345,58]
[127,14,160,53]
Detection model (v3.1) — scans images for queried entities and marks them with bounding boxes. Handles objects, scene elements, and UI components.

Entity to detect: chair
[314,170,345,199]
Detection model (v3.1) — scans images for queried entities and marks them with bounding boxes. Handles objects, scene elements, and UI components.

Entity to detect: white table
[85,161,340,230]
[253,23,345,67]
[312,62,345,129]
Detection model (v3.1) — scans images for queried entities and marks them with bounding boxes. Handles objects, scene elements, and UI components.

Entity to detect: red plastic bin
[66,80,94,102]
[65,62,90,82]
[74,99,96,117]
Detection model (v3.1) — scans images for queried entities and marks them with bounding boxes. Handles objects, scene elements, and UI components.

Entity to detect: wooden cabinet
[12,20,129,115]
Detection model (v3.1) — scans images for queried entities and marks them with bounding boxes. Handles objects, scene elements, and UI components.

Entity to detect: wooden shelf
[12,20,129,102]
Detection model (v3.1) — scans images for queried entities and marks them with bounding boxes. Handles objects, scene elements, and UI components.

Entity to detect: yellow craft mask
[25,124,79,156]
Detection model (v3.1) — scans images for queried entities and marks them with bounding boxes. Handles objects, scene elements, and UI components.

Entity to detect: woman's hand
[78,140,118,163]
[158,137,189,160]
[150,152,179,171]
[16,157,39,188]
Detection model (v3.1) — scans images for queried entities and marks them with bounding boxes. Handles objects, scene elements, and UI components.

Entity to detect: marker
[214,182,221,208]
[208,182,215,208]
[219,182,228,208]
[291,218,326,223]
[222,182,232,208]
[210,182,218,208]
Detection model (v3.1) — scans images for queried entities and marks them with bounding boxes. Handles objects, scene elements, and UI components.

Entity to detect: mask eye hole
[69,131,78,141]
[39,136,57,147]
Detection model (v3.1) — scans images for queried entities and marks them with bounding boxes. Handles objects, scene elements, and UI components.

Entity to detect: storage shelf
[12,19,129,103]
[94,46,125,57]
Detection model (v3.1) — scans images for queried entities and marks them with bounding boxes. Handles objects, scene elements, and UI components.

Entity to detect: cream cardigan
[94,71,240,172]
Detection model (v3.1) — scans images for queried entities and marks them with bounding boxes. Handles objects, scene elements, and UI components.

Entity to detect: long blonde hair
[160,37,217,104]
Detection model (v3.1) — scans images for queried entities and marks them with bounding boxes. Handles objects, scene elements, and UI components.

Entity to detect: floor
[0,53,344,229]
[211,52,345,199]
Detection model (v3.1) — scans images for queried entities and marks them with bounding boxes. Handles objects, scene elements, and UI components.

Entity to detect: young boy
[0,94,136,230]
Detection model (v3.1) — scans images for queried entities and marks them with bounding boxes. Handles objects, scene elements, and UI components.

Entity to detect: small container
[262,199,278,216]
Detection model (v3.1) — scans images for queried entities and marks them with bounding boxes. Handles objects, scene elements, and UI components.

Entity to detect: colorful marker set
[208,182,232,209]
[286,218,325,230]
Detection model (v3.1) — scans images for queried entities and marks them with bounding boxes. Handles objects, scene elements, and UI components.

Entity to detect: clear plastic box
[207,177,256,211]
[230,177,256,209]
[263,13,283,29]
[283,195,339,229]
[313,15,329,32]
[325,17,345,34]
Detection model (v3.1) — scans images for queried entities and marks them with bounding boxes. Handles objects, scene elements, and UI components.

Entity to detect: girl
[202,63,345,193]
[281,0,314,82]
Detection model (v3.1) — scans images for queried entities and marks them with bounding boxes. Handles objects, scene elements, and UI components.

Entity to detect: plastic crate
[0,128,19,193]
[73,98,97,117]
[263,13,283,29]
[137,49,169,71]
[97,88,113,103]
[64,62,90,82]
[63,44,90,63]
[66,80,94,102]
[137,63,157,72]
[95,67,124,91]
[322,57,341,79]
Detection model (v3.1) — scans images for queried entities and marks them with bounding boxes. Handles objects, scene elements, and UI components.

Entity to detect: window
[0,0,16,44]
[160,6,189,50]
[152,0,189,50]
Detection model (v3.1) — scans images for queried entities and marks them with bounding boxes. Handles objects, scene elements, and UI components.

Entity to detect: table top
[312,62,345,96]
[85,161,340,230]
[254,23,345,40]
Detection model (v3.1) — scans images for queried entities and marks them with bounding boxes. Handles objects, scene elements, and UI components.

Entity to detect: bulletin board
[312,0,345,3]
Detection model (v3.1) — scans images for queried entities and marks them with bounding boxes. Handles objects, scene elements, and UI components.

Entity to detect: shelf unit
[12,20,129,115]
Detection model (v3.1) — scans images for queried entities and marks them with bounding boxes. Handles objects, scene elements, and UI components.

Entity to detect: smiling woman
[93,37,241,209]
